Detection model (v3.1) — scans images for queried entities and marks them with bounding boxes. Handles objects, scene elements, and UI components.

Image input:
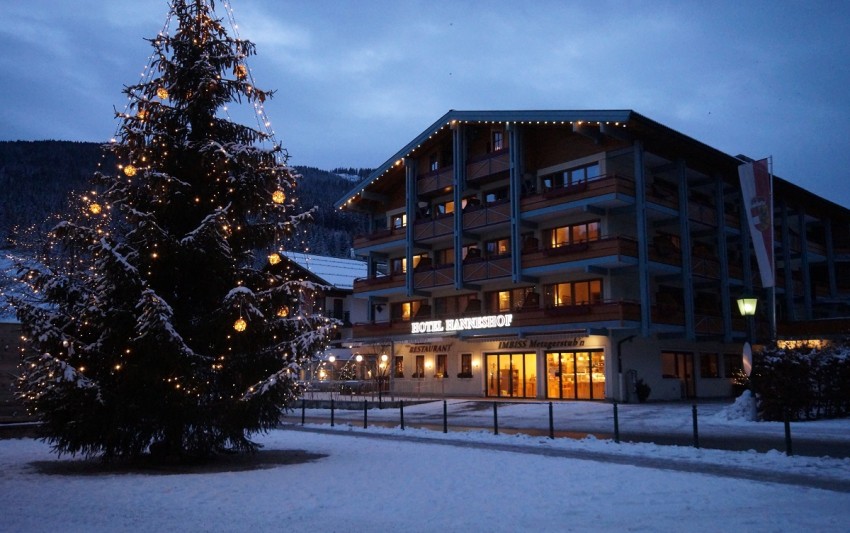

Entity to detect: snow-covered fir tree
[10,0,336,461]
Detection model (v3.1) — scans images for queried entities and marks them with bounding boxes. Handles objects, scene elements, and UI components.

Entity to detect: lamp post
[737,295,757,378]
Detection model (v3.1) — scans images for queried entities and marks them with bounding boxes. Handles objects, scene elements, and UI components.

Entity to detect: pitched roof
[281,252,366,290]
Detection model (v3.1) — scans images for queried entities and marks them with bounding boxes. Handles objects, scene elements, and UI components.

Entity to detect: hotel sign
[411,313,514,334]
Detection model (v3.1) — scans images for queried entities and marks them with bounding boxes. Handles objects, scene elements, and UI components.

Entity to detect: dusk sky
[2,1,849,208]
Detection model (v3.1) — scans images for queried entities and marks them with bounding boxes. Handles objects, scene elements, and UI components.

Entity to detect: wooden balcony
[413,214,454,242]
[521,174,635,215]
[352,273,404,293]
[463,256,512,283]
[522,236,638,270]
[352,320,414,338]
[352,226,406,250]
[413,264,454,290]
[509,301,642,328]
[417,166,454,196]
[467,150,510,183]
[462,200,511,231]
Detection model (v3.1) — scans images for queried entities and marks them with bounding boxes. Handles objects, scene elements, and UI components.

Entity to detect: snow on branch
[22,353,102,403]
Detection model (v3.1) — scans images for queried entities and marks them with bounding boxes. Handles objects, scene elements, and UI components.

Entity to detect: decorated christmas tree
[10,0,335,461]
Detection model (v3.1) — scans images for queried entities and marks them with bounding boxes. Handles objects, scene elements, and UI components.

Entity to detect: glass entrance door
[485,353,537,398]
[546,350,605,400]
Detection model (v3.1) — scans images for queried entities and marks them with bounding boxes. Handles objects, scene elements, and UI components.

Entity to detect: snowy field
[2,396,850,532]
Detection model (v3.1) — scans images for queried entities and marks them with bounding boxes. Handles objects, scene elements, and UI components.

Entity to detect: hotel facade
[334,110,850,402]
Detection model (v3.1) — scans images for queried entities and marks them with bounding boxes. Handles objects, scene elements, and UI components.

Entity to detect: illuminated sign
[411,314,514,334]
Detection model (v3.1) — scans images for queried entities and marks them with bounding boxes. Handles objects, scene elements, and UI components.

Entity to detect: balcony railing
[462,200,511,231]
[467,150,510,183]
[521,173,635,214]
[522,236,638,269]
[352,226,406,249]
[463,256,512,282]
[417,166,454,196]
[413,213,454,242]
[413,264,454,290]
[352,273,405,293]
[509,300,642,328]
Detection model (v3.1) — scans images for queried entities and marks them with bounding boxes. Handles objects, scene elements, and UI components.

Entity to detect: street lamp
[736,296,758,318]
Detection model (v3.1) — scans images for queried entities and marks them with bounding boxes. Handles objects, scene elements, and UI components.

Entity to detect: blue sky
[2,0,849,208]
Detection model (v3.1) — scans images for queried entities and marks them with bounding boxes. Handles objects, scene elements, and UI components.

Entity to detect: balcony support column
[798,209,812,319]
[715,174,733,343]
[453,122,468,290]
[509,123,524,283]
[634,141,652,336]
[824,218,838,297]
[405,158,417,297]
[780,201,795,321]
[677,160,695,340]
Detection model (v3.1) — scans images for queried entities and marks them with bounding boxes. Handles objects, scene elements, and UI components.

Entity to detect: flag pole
[768,155,777,341]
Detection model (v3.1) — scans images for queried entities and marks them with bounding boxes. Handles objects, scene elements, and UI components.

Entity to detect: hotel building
[334,110,850,402]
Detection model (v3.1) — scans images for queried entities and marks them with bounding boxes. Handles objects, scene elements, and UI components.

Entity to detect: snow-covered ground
[2,395,849,532]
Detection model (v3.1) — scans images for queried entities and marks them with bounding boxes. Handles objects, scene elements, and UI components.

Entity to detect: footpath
[281,423,850,494]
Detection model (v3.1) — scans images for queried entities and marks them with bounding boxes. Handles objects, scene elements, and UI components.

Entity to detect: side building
[334,110,850,402]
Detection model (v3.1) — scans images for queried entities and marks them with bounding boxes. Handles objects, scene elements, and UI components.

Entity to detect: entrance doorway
[546,350,606,400]
[485,353,537,398]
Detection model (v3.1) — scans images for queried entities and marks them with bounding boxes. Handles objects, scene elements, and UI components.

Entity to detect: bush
[749,339,850,421]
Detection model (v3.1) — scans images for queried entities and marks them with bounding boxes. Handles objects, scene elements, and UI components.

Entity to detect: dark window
[542,162,599,190]
[436,354,448,378]
[460,353,473,377]
[700,353,720,378]
[394,356,404,378]
[493,131,504,152]
[429,153,439,172]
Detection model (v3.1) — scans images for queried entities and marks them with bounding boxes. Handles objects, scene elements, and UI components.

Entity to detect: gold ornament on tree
[272,189,286,204]
[233,317,247,332]
[276,306,289,318]
[123,165,137,177]
[157,87,169,99]
[88,203,102,215]
[268,252,281,265]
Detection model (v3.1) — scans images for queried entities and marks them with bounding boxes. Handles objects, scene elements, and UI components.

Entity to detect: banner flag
[738,158,774,288]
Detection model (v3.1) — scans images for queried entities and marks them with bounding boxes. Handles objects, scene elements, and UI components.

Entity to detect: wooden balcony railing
[352,226,406,249]
[467,150,510,182]
[413,264,454,290]
[352,273,404,293]
[413,214,454,242]
[463,256,512,282]
[521,173,635,214]
[522,236,638,269]
[417,166,454,196]
[462,200,511,231]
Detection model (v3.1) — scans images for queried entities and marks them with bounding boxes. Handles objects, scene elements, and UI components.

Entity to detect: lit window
[493,131,504,152]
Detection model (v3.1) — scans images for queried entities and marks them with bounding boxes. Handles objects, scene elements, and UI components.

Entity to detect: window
[436,354,448,378]
[435,293,478,317]
[462,244,481,262]
[487,287,535,312]
[492,131,504,152]
[434,199,454,216]
[435,247,454,266]
[391,213,407,229]
[545,279,602,307]
[485,237,510,258]
[394,356,404,378]
[391,254,429,274]
[391,300,422,321]
[544,221,599,249]
[414,355,425,378]
[484,187,509,204]
[700,353,720,378]
[459,353,473,378]
[542,162,599,190]
[723,353,744,378]
[429,153,439,172]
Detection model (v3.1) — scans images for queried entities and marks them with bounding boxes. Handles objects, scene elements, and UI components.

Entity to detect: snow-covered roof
[282,252,366,291]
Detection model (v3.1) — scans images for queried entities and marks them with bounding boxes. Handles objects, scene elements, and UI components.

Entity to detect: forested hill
[0,141,368,258]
